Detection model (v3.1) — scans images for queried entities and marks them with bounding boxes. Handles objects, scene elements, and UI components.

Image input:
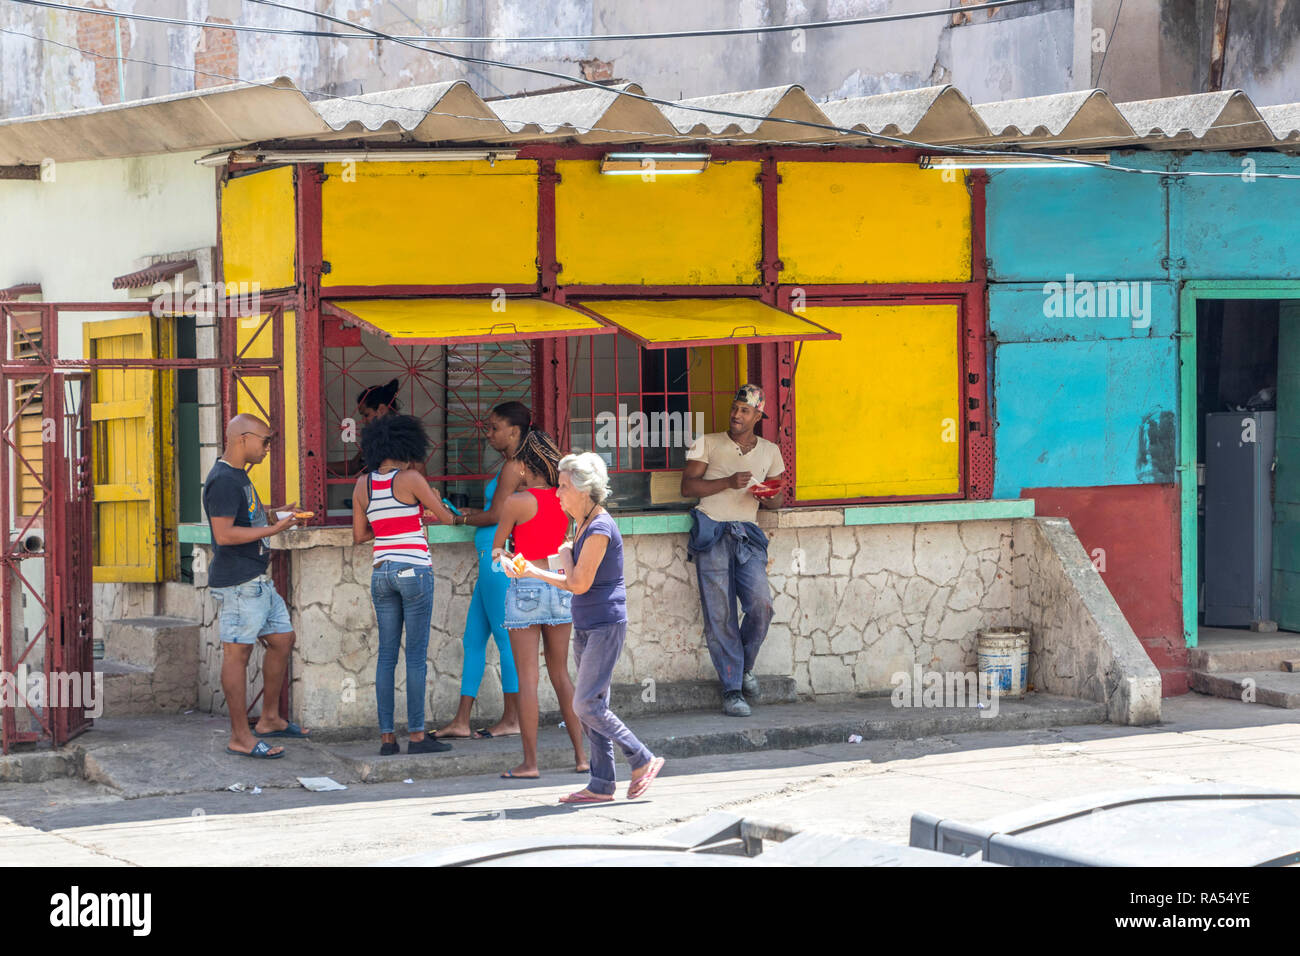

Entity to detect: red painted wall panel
[1023,484,1189,696]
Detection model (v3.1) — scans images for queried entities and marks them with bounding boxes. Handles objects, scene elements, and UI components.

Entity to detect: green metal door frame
[1179,280,1300,647]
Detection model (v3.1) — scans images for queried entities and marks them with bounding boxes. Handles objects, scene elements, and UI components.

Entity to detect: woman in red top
[492,429,588,779]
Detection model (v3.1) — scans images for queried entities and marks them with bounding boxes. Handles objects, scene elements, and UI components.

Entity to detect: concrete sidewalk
[0,694,1296,867]
[1,692,1103,797]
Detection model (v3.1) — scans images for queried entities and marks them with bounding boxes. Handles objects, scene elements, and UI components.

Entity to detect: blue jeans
[210,574,293,645]
[370,561,435,735]
[573,622,653,796]
[693,532,774,693]
[461,548,518,697]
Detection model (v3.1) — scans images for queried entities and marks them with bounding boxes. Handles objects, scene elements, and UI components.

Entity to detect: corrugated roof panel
[973,89,1135,148]
[822,85,992,145]
[484,82,677,143]
[0,77,328,165]
[1115,90,1269,149]
[660,85,836,142]
[1256,103,1300,145]
[314,80,506,144]
[3,75,1300,160]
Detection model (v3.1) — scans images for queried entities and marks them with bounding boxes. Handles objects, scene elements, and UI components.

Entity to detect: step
[97,657,194,717]
[1188,632,1300,674]
[324,693,1107,784]
[99,616,199,716]
[1192,670,1300,709]
[306,676,800,742]
[606,675,797,719]
[104,616,200,671]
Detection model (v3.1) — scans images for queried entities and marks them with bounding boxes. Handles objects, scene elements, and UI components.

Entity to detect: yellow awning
[572,298,839,349]
[322,297,613,345]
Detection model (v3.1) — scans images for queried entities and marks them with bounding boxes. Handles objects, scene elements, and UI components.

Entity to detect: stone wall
[116,511,1161,733]
[1014,517,1163,725]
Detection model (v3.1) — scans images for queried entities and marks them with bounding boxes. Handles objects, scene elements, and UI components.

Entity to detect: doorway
[1182,285,1300,646]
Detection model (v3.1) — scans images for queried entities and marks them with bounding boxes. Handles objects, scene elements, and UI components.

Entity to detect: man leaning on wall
[680,385,785,717]
[202,414,310,758]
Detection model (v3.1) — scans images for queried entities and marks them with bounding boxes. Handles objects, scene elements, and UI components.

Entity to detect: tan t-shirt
[686,432,785,524]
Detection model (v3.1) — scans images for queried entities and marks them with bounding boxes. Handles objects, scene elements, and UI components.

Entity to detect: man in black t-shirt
[203,414,308,758]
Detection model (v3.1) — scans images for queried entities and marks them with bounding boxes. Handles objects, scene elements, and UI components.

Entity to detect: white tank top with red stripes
[366,469,431,567]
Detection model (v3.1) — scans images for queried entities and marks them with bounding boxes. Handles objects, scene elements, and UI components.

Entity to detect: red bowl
[750,477,784,498]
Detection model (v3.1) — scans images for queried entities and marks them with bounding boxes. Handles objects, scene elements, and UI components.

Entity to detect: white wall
[0,150,216,359]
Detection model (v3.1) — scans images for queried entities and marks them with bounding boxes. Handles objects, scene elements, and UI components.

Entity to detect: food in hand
[750,477,784,499]
[512,553,529,574]
[293,511,314,519]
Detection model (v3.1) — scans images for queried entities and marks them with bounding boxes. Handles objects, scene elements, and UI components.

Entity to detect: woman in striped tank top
[353,414,455,756]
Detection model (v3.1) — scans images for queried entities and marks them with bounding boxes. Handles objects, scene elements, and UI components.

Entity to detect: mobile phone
[441,498,463,516]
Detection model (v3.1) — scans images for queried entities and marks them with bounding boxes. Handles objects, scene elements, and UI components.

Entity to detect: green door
[1275,302,1300,630]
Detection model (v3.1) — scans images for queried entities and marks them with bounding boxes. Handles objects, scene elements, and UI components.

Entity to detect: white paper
[297,776,347,792]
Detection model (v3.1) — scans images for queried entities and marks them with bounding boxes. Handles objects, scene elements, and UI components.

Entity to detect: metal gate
[0,304,94,752]
[0,299,287,754]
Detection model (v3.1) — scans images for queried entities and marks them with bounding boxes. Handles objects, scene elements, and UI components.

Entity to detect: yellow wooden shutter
[84,316,165,582]
[11,314,44,518]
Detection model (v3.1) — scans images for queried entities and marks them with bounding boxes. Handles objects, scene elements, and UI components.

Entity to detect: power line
[1094,0,1124,86]
[10,0,1044,44]
[4,11,1299,180]
[245,0,1300,181]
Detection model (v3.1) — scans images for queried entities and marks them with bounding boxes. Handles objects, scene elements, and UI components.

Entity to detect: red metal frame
[322,284,539,297]
[320,333,536,502]
[563,333,743,477]
[0,305,95,752]
[296,163,326,520]
[286,145,992,513]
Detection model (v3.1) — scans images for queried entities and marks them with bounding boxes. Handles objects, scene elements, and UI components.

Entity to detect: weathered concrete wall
[0,151,216,360]
[149,510,1160,734]
[6,0,1297,123]
[1015,517,1162,725]
[0,0,1075,120]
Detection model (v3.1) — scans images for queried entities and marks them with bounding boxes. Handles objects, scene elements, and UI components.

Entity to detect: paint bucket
[977,627,1030,698]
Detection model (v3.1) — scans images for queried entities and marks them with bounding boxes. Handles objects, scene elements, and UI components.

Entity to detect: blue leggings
[460,548,518,696]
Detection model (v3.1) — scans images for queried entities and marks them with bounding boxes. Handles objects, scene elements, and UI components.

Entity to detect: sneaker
[742,671,761,702]
[722,691,752,718]
[408,736,453,754]
[379,740,401,756]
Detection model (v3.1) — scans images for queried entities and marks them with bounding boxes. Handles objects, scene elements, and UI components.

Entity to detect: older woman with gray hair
[505,451,665,803]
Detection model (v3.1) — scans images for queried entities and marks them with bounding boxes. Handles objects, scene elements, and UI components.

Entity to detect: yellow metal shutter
[84,316,170,582]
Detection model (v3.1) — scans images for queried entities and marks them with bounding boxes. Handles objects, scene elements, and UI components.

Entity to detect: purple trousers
[572,621,654,796]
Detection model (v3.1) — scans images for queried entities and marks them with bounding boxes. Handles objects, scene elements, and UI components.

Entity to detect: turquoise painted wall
[986,152,1300,497]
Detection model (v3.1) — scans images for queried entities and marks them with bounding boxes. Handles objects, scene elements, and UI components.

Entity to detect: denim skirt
[504,575,572,628]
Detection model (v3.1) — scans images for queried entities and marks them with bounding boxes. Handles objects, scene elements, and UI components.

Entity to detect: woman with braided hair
[492,428,588,779]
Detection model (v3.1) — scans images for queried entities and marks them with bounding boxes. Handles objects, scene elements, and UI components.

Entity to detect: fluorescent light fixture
[196,148,519,167]
[600,152,710,175]
[919,153,1110,170]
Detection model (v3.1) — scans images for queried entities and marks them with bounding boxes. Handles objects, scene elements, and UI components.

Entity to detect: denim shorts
[211,574,293,645]
[504,575,572,628]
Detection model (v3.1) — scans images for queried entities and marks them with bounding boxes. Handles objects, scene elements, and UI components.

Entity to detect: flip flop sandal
[559,790,613,804]
[500,770,540,779]
[627,756,665,800]
[254,721,311,739]
[226,740,284,759]
[473,729,494,739]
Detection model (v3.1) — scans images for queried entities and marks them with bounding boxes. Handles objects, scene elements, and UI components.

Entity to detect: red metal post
[966,171,993,499]
[296,164,326,519]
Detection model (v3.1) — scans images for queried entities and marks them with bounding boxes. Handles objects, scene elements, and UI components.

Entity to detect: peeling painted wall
[8,0,1294,124]
[0,150,216,359]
